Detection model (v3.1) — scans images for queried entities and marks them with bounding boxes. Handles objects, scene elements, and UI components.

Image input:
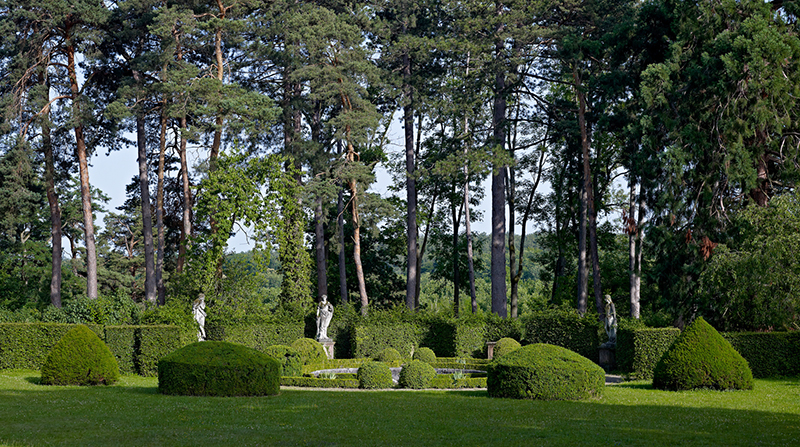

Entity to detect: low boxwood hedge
[263,345,302,377]
[487,343,605,400]
[40,325,119,386]
[493,338,521,359]
[375,347,402,362]
[413,347,436,363]
[280,376,359,388]
[429,376,487,389]
[399,360,436,389]
[158,341,280,396]
[291,338,328,365]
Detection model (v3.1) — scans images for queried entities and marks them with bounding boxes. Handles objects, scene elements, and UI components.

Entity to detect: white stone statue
[604,294,618,346]
[192,293,206,342]
[316,295,334,341]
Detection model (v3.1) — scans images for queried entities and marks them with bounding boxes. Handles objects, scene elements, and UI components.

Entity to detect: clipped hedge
[493,338,521,359]
[207,322,304,351]
[104,325,137,374]
[263,345,303,377]
[522,310,601,362]
[351,323,425,359]
[357,361,394,389]
[375,347,402,362]
[280,376,359,388]
[291,338,328,365]
[452,324,487,358]
[723,331,800,378]
[0,323,104,370]
[429,376,487,389]
[399,360,436,389]
[40,325,119,386]
[616,327,681,379]
[158,341,280,396]
[653,318,753,391]
[413,347,436,363]
[430,358,490,371]
[137,325,187,377]
[488,343,605,400]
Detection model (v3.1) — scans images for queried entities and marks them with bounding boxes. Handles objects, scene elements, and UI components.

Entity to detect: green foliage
[291,338,327,365]
[723,332,800,378]
[413,347,436,364]
[374,347,402,362]
[493,338,521,359]
[699,192,800,331]
[398,360,436,389]
[351,322,424,359]
[40,325,119,386]
[0,323,103,369]
[429,358,490,371]
[103,325,137,374]
[263,345,302,377]
[428,376,488,389]
[522,309,601,362]
[487,343,605,400]
[357,361,394,389]
[279,376,359,389]
[158,341,280,396]
[207,322,304,352]
[41,293,141,326]
[137,325,188,377]
[653,318,753,391]
[616,326,680,379]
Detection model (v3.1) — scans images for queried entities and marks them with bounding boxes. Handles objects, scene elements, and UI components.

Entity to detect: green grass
[0,370,798,446]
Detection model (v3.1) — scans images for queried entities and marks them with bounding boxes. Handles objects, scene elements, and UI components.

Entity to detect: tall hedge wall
[207,322,304,352]
[0,323,103,369]
[521,310,600,362]
[723,331,800,378]
[104,325,137,374]
[137,325,188,376]
[616,327,680,379]
[351,323,425,358]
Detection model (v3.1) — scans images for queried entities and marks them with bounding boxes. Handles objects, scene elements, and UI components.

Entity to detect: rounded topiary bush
[291,338,327,365]
[375,347,402,362]
[413,347,436,364]
[399,360,436,389]
[653,317,753,391]
[357,361,395,389]
[493,337,522,359]
[263,345,302,377]
[158,341,280,396]
[40,324,119,386]
[487,343,605,400]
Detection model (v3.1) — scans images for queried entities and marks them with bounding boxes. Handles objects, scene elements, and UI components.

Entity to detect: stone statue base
[319,340,335,360]
[486,341,498,360]
[598,345,615,372]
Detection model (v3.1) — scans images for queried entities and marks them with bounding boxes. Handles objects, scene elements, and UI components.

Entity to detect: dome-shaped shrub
[263,345,302,377]
[357,361,394,389]
[399,360,436,389]
[41,324,119,386]
[487,343,605,400]
[375,347,402,362]
[291,338,327,365]
[653,317,753,391]
[158,341,280,396]
[413,347,436,364]
[493,337,521,359]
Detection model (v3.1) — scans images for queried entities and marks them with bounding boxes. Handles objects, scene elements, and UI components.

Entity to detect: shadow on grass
[616,382,653,390]
[23,376,40,385]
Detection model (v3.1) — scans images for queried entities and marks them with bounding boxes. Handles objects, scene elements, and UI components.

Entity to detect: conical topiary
[652,317,753,391]
[40,325,120,386]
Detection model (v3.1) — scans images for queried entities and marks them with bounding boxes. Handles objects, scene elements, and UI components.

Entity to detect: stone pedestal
[319,340,335,360]
[486,341,498,360]
[598,346,615,372]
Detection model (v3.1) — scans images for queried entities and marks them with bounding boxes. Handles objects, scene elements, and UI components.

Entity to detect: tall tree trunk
[575,70,589,315]
[452,184,460,317]
[42,104,62,308]
[628,181,637,318]
[175,33,192,274]
[344,133,368,314]
[133,70,156,305]
[314,198,328,299]
[491,11,508,318]
[337,184,348,304]
[634,194,645,318]
[404,50,418,311]
[156,101,167,305]
[68,41,97,300]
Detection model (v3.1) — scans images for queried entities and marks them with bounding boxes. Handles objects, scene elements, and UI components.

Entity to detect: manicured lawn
[0,370,798,446]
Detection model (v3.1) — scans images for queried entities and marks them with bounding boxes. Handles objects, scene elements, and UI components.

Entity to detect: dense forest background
[1,0,799,332]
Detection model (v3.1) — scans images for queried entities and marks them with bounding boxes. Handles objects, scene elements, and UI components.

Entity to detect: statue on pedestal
[192,293,206,342]
[316,295,334,341]
[603,294,617,347]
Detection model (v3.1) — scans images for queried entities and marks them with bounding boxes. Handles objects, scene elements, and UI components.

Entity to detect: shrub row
[280,376,359,388]
[429,376,488,389]
[616,327,681,379]
[723,331,800,378]
[0,323,103,369]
